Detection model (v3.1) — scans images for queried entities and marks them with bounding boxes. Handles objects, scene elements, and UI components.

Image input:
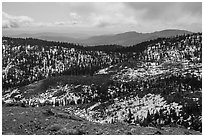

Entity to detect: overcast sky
[2,2,202,36]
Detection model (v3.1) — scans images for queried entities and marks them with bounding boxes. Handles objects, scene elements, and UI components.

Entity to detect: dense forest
[2,37,127,88]
[3,33,201,88]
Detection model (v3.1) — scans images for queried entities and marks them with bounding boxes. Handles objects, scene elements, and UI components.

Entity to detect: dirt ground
[2,105,201,135]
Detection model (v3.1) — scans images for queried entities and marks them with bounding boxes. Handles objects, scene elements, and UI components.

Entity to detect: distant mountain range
[3,29,193,46]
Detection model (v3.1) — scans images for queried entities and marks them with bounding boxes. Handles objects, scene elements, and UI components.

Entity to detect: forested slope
[2,33,202,133]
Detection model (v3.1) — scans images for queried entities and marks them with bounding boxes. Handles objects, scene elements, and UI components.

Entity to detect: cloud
[69,12,81,25]
[2,12,77,29]
[2,2,202,33]
[179,2,202,16]
[96,21,112,28]
[2,12,34,29]
[124,2,174,19]
[62,3,138,28]
[121,2,202,32]
[93,13,138,29]
[54,21,66,26]
[61,2,201,31]
[124,2,202,22]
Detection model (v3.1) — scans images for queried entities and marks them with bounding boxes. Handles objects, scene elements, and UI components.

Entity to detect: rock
[55,113,70,119]
[153,131,162,135]
[45,124,64,132]
[69,115,84,121]
[4,100,15,107]
[57,128,86,135]
[10,92,20,98]
[125,131,132,135]
[116,129,121,133]
[3,132,15,135]
[96,131,103,135]
[184,131,192,135]
[130,128,139,134]
[53,90,66,97]
[54,112,84,121]
[19,124,24,129]
[19,102,28,107]
[42,109,55,116]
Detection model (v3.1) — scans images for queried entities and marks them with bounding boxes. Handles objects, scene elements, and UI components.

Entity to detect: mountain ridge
[3,29,193,46]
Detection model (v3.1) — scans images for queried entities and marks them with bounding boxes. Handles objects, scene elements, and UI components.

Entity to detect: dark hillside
[2,37,126,88]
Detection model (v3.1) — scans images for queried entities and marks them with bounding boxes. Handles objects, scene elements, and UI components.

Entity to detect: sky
[2,2,202,36]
